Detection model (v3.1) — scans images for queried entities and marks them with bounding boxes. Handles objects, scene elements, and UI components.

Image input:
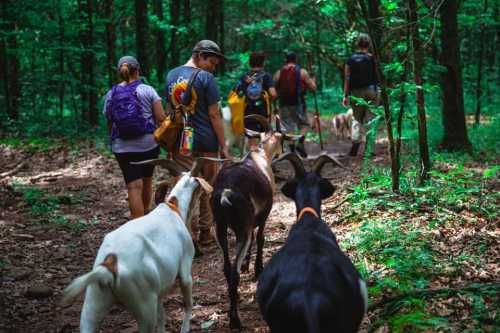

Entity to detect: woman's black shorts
[114,146,160,184]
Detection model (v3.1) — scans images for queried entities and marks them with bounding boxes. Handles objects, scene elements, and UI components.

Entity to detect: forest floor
[0,137,498,333]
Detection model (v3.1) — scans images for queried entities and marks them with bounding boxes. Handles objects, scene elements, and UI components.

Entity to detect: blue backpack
[246,72,265,101]
[107,80,154,140]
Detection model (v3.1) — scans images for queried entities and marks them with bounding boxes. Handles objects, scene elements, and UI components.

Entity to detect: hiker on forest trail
[164,40,229,251]
[103,56,167,219]
[274,52,317,158]
[233,52,277,148]
[343,33,379,157]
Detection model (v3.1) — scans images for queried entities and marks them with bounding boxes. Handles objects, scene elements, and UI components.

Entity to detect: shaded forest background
[1,0,499,153]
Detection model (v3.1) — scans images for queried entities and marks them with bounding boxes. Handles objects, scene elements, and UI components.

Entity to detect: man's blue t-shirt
[165,66,220,152]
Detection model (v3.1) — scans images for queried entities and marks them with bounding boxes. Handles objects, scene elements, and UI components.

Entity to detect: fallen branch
[368,282,500,312]
[29,172,63,182]
[0,162,27,180]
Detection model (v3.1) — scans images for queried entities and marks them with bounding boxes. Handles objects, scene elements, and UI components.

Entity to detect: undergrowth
[339,156,499,332]
[12,183,92,233]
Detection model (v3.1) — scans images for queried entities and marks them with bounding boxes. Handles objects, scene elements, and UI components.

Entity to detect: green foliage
[12,183,92,232]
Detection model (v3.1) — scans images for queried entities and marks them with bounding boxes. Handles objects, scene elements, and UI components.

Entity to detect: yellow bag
[154,110,185,152]
[154,69,201,152]
[228,90,246,135]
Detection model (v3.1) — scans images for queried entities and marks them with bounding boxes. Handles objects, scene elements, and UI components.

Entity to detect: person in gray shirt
[104,56,166,219]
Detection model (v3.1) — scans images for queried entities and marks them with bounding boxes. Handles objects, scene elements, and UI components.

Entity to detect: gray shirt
[103,82,162,153]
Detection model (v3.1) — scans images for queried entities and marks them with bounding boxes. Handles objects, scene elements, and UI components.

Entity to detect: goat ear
[281,179,298,199]
[194,177,213,193]
[319,178,336,200]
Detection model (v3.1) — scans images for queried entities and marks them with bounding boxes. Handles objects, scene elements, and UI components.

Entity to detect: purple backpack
[107,80,154,140]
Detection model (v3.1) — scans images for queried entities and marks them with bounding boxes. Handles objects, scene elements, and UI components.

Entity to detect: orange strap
[297,207,319,221]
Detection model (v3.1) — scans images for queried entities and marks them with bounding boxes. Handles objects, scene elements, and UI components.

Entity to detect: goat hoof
[229,317,242,330]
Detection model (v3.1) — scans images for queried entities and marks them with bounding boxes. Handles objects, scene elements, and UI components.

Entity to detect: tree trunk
[206,0,219,42]
[360,0,400,192]
[409,0,431,184]
[135,0,149,79]
[218,0,225,74]
[475,0,488,125]
[58,0,65,118]
[2,0,20,121]
[439,0,471,151]
[169,0,180,68]
[79,0,97,126]
[0,1,10,119]
[153,0,166,84]
[104,0,116,87]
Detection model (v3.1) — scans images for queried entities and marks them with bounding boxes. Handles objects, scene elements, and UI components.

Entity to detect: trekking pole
[307,51,324,150]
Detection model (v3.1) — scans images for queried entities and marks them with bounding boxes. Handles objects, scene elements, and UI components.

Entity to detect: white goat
[62,159,212,333]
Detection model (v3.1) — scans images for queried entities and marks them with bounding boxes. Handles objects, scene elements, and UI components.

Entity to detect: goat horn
[245,114,270,131]
[312,154,346,175]
[273,152,306,178]
[245,128,261,138]
[190,158,207,177]
[283,133,302,141]
[131,159,183,177]
[275,114,282,133]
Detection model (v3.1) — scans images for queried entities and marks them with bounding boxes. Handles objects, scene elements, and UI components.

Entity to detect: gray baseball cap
[117,56,140,71]
[192,40,227,62]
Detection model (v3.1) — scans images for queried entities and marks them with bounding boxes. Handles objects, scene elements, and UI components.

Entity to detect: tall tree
[218,0,225,73]
[475,0,488,125]
[359,0,400,192]
[409,0,431,184]
[439,0,471,151]
[104,0,116,87]
[57,0,66,118]
[169,0,180,68]
[1,0,20,120]
[153,0,166,83]
[135,0,149,79]
[206,0,219,42]
[79,0,97,125]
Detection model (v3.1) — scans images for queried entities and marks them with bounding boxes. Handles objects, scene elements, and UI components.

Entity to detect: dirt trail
[0,140,385,333]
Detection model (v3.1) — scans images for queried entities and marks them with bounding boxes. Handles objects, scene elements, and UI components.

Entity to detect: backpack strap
[295,64,301,106]
[181,69,202,106]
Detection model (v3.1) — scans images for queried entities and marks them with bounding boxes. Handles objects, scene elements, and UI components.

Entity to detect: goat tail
[220,189,233,207]
[61,253,117,306]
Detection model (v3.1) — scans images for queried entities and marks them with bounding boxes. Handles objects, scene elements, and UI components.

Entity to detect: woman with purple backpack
[103,56,166,219]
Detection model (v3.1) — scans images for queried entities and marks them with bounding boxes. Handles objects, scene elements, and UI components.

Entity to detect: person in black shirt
[234,52,277,148]
[343,33,379,156]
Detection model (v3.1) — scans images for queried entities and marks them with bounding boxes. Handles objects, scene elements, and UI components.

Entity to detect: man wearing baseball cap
[164,40,228,253]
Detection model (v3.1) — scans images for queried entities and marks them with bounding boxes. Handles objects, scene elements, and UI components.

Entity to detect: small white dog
[62,159,212,333]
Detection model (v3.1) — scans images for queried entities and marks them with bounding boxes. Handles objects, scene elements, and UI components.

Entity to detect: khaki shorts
[278,105,309,133]
[350,86,379,123]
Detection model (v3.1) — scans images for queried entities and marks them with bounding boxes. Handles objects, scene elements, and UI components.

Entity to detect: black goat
[257,153,368,333]
[211,115,292,329]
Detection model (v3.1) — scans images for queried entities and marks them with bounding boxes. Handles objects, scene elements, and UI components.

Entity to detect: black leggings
[114,146,160,184]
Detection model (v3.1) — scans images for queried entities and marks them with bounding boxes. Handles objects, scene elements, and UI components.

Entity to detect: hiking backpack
[278,64,304,105]
[348,52,375,89]
[107,80,153,140]
[246,72,265,101]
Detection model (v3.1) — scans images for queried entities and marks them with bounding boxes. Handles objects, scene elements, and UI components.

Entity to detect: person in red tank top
[274,52,316,158]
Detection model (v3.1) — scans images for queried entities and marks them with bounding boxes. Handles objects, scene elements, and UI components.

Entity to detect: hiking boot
[348,142,361,156]
[296,136,307,158]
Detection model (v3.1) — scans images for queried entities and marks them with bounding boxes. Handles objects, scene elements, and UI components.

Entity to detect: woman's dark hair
[356,33,371,49]
[249,52,266,67]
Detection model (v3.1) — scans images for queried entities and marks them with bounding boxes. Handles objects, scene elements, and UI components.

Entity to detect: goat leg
[241,230,255,273]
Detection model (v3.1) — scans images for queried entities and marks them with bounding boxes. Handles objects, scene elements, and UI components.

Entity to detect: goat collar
[297,207,319,221]
[167,197,181,218]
